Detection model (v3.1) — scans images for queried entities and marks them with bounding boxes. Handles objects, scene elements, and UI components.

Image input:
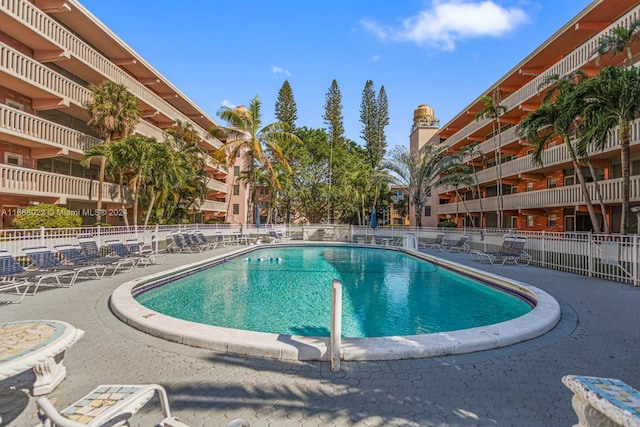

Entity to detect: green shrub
[437,220,458,228]
[12,204,82,229]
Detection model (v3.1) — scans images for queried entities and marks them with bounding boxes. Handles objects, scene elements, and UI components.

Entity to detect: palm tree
[440,161,475,227]
[475,91,508,228]
[142,143,182,226]
[516,101,602,233]
[382,145,465,227]
[212,96,300,223]
[578,66,640,234]
[459,142,486,227]
[536,71,610,233]
[85,82,140,223]
[594,18,640,68]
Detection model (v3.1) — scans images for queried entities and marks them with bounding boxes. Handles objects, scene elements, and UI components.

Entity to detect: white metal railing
[0,104,102,152]
[442,4,640,149]
[0,0,221,148]
[0,224,638,285]
[0,164,121,203]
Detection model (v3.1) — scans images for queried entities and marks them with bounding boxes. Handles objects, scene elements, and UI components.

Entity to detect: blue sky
[80,0,591,150]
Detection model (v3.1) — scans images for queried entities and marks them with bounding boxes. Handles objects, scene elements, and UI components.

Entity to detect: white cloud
[372,54,381,62]
[221,99,235,109]
[361,0,528,51]
[272,65,292,77]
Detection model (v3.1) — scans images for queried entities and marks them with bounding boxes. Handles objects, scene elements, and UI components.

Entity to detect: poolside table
[0,320,84,395]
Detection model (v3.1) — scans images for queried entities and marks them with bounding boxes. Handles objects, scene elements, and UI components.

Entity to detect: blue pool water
[135,246,532,338]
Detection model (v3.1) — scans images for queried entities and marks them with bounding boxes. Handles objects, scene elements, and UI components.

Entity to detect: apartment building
[425,0,640,233]
[0,0,229,227]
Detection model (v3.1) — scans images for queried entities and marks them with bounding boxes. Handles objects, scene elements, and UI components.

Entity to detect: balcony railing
[1,0,221,148]
[442,5,640,149]
[0,104,102,152]
[200,200,227,212]
[437,175,640,215]
[0,164,123,203]
[451,117,640,191]
[206,178,227,193]
[0,42,90,107]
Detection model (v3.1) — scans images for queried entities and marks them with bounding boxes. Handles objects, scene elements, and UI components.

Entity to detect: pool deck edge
[109,244,561,361]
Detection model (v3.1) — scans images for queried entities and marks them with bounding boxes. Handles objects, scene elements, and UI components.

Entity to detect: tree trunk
[143,192,157,227]
[585,160,610,233]
[567,141,601,233]
[620,126,631,234]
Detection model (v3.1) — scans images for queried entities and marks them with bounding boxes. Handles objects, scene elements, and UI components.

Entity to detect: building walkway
[1,244,639,426]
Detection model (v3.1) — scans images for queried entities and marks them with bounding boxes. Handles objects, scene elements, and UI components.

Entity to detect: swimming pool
[135,247,532,338]
[111,243,561,361]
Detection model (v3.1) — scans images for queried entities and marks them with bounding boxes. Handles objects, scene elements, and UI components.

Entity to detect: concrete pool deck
[1,244,639,426]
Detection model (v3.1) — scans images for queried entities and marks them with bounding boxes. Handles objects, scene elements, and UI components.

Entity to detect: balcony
[441,5,640,149]
[0,42,90,119]
[206,178,227,194]
[448,117,640,191]
[436,175,640,215]
[0,0,221,148]
[200,200,227,212]
[0,104,101,154]
[0,163,122,204]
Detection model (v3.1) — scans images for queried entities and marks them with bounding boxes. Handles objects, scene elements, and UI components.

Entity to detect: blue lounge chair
[105,240,156,266]
[77,236,137,275]
[23,246,104,284]
[0,250,73,298]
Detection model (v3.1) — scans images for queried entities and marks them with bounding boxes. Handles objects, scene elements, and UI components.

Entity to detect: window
[547,141,557,149]
[424,206,431,217]
[5,99,24,111]
[232,204,239,215]
[547,177,557,188]
[526,182,534,192]
[527,215,534,227]
[233,185,239,196]
[233,166,240,176]
[548,213,557,227]
[4,153,23,166]
[258,188,269,196]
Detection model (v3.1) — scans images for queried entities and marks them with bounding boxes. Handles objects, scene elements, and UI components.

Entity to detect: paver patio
[1,245,638,426]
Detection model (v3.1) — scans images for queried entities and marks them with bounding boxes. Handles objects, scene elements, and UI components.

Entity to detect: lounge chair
[0,250,74,298]
[36,383,173,427]
[419,233,445,250]
[268,230,282,243]
[54,244,124,277]
[168,233,197,253]
[77,236,138,275]
[22,246,103,284]
[439,235,470,253]
[105,240,156,266]
[470,236,531,265]
[181,232,210,252]
[193,231,223,249]
[35,383,251,427]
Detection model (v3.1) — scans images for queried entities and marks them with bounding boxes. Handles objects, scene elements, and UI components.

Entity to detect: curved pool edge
[110,243,561,361]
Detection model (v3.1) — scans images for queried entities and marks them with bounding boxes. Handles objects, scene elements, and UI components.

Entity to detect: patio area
[1,244,639,426]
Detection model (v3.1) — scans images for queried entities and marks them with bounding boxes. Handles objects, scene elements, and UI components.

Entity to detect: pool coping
[109,243,561,361]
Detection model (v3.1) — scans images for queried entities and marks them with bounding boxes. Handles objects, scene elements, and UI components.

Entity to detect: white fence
[1,224,638,286]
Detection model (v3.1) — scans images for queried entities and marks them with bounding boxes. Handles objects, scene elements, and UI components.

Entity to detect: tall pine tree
[322,80,345,222]
[360,80,379,168]
[376,85,389,162]
[275,80,298,132]
[359,81,389,169]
